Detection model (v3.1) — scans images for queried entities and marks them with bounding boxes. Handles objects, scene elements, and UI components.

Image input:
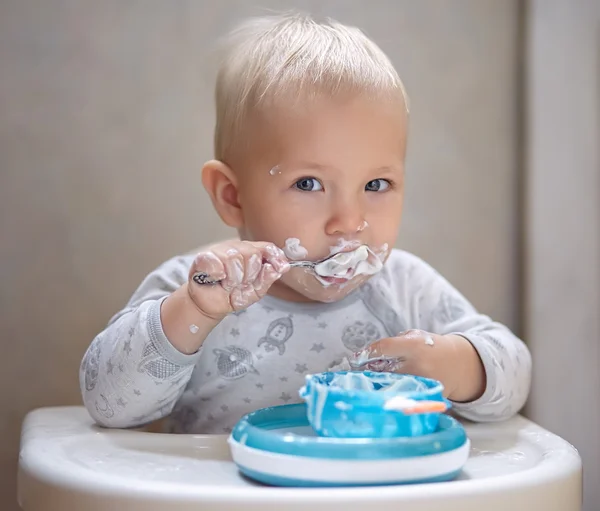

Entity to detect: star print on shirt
[310,343,325,353]
[279,392,292,402]
[295,363,308,374]
[123,339,132,356]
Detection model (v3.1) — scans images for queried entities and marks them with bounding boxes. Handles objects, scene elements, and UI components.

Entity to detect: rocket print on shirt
[257,316,294,355]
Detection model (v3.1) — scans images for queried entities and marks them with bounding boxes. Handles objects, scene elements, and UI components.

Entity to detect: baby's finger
[397,329,436,347]
[227,262,281,310]
[364,357,406,373]
[259,243,290,274]
[253,262,282,297]
[355,337,403,360]
[245,252,263,283]
[230,259,283,310]
[189,251,226,283]
[230,285,260,311]
[211,245,246,291]
[347,337,407,371]
[230,243,264,285]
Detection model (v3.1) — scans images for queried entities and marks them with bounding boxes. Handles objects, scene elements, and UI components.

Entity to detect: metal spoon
[192,252,344,286]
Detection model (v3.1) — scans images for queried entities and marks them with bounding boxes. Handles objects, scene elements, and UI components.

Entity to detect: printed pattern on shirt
[79,249,531,432]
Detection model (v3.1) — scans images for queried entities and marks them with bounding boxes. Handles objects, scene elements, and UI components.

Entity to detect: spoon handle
[192,260,315,286]
[289,260,314,269]
[191,272,222,286]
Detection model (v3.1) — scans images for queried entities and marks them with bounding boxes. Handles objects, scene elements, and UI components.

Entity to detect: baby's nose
[325,200,366,236]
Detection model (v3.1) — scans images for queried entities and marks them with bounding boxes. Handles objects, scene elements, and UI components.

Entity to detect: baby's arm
[80,256,203,428]
[411,259,531,422]
[80,242,290,428]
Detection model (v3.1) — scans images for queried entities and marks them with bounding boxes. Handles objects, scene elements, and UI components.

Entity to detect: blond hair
[214,12,409,162]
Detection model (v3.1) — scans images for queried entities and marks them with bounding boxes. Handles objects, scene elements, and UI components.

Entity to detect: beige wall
[0,1,520,509]
[525,1,600,509]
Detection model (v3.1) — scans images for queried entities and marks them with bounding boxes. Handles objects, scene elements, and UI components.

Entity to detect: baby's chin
[275,271,368,303]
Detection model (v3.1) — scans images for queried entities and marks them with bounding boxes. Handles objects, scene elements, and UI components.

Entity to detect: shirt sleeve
[403,253,532,422]
[79,255,202,428]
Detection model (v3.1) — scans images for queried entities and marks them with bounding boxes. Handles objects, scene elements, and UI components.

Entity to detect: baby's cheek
[374,242,391,262]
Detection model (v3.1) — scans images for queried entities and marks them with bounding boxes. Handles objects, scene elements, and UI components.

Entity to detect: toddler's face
[235,95,407,303]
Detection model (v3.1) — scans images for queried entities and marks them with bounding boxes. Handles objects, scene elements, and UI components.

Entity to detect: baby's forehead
[251,93,407,136]
[226,92,407,175]
[262,96,405,144]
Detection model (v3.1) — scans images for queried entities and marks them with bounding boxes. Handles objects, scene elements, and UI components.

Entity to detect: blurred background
[0,0,598,510]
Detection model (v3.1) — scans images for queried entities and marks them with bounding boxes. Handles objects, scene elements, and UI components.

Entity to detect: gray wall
[0,1,520,509]
[525,1,600,509]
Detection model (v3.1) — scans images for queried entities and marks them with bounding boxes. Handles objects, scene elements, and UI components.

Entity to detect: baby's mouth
[319,269,354,285]
[312,245,383,285]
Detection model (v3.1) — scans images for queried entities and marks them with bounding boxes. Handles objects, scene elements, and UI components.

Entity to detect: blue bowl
[299,372,449,438]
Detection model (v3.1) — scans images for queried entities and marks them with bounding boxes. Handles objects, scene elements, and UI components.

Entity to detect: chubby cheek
[243,206,323,256]
[368,192,403,226]
[371,218,401,255]
[238,190,283,239]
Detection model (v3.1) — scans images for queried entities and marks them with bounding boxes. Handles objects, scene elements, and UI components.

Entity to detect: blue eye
[365,179,391,192]
[294,177,323,192]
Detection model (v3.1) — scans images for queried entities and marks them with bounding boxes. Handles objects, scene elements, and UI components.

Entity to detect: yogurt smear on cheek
[283,238,308,261]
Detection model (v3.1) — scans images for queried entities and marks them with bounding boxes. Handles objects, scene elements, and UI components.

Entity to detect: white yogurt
[314,245,382,279]
[283,238,308,260]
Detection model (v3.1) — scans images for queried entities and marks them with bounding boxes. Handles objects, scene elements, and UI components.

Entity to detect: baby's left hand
[354,329,486,403]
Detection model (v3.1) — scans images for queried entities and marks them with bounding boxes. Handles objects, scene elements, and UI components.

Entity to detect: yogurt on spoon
[313,245,383,285]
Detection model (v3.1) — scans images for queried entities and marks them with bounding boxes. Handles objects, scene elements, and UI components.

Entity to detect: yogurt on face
[314,245,383,280]
[283,237,308,260]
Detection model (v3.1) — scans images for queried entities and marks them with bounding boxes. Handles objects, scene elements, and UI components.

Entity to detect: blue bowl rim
[230,403,467,460]
[301,371,445,401]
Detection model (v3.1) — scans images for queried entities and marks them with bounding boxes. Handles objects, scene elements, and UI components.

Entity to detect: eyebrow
[289,161,331,172]
[287,161,401,174]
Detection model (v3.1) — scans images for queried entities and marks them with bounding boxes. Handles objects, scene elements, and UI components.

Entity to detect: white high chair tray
[18,407,581,511]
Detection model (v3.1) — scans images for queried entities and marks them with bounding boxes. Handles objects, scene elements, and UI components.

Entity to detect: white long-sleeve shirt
[80,249,531,433]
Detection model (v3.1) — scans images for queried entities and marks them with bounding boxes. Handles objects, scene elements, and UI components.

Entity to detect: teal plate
[230,403,466,460]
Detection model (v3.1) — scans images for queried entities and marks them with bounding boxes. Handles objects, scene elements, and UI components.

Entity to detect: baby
[80,13,531,434]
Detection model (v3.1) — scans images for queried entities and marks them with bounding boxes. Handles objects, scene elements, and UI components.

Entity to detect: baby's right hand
[187,241,290,319]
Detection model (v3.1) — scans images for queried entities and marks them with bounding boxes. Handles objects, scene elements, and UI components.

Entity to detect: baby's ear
[201,160,243,228]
